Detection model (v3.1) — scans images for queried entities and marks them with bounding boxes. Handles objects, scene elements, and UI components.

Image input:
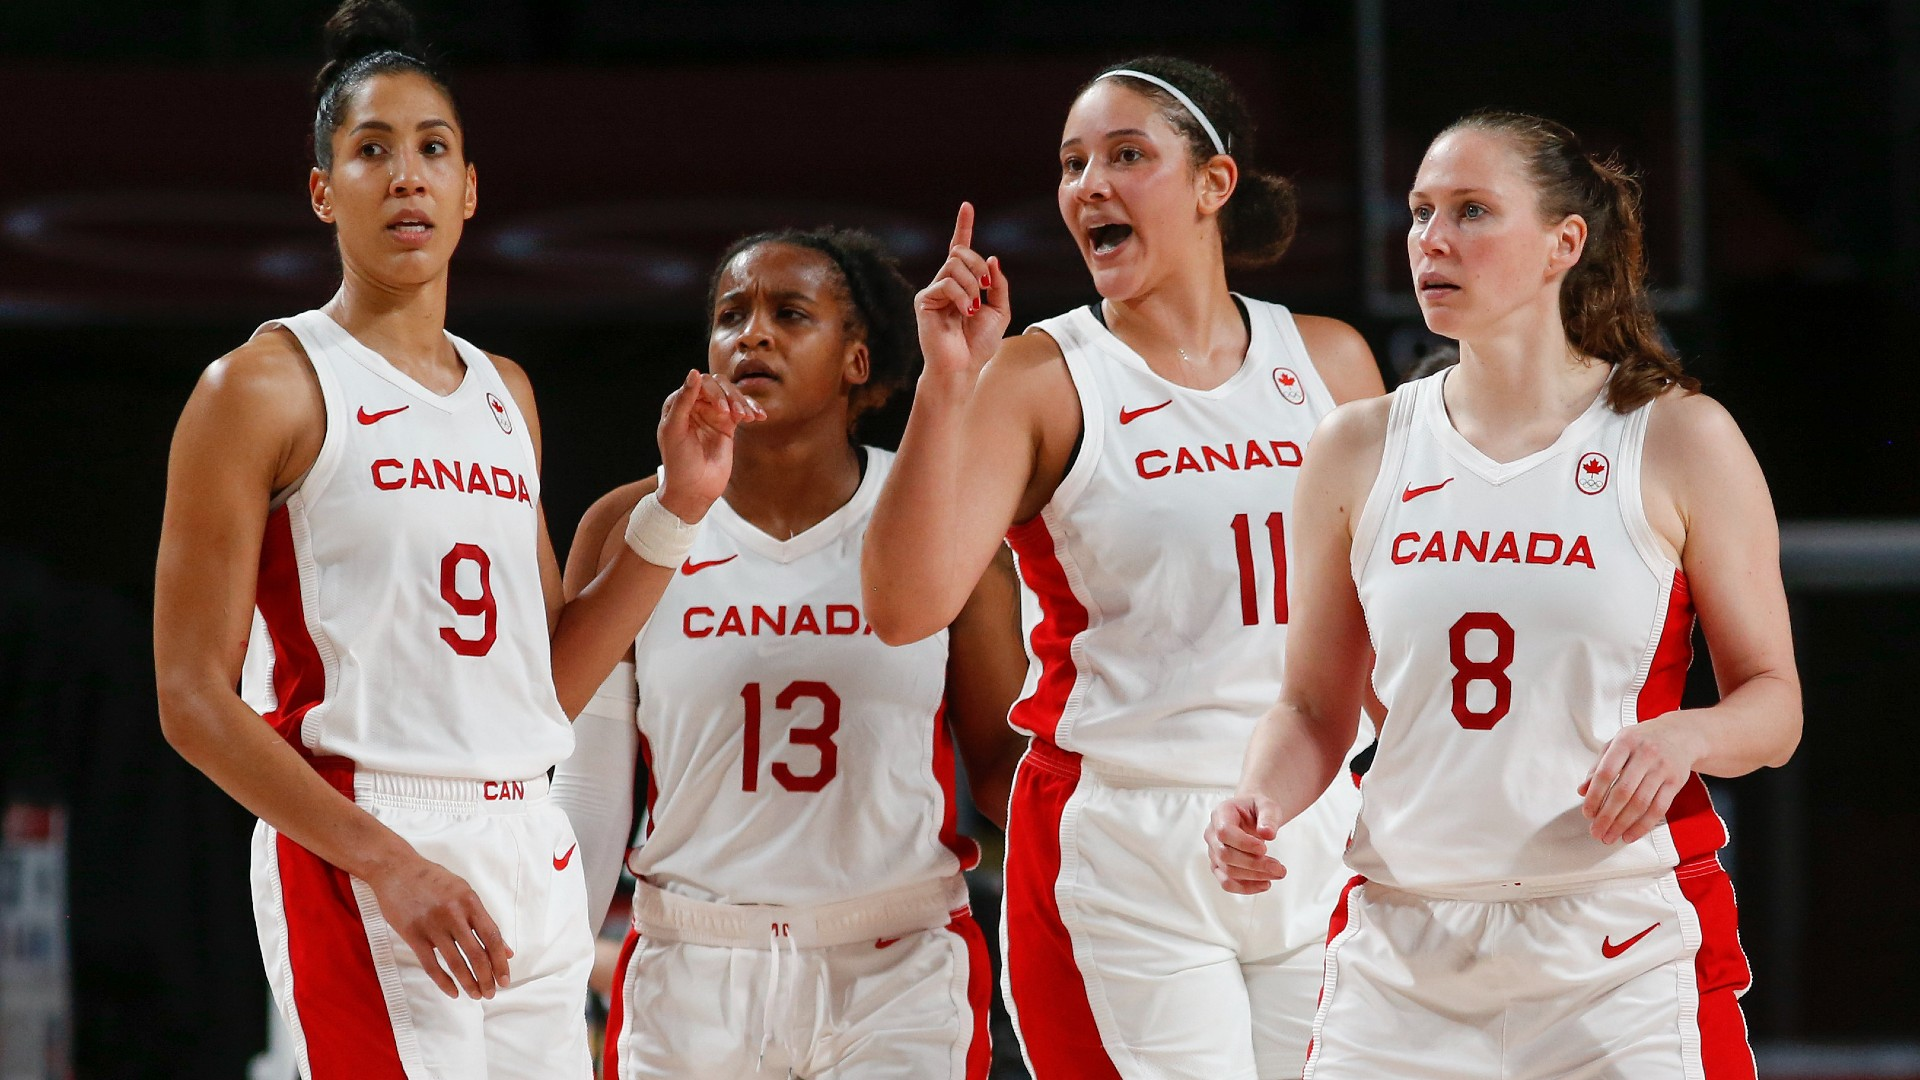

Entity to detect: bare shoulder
[1644,387,1750,462]
[984,329,1069,382]
[200,327,319,409]
[1292,315,1386,404]
[563,477,660,593]
[1313,393,1394,458]
[488,351,533,395]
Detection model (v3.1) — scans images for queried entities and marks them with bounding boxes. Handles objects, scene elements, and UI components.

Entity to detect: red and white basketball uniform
[1306,373,1753,1079]
[1004,298,1370,1080]
[564,448,992,1080]
[240,309,592,1080]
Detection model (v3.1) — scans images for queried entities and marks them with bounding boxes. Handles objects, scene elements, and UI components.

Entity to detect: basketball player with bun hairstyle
[1208,111,1800,1078]
[864,57,1386,1078]
[152,2,759,1074]
[552,227,1027,1079]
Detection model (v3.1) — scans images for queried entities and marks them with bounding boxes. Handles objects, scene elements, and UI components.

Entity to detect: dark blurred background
[0,0,1915,1076]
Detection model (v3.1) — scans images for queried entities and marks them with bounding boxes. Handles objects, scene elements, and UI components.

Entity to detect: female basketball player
[552,228,1028,1079]
[864,57,1386,1079]
[152,3,757,1075]
[1208,112,1801,1079]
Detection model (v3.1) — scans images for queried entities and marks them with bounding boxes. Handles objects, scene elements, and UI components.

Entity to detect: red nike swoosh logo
[1401,477,1455,502]
[1119,399,1173,424]
[1601,922,1660,958]
[874,937,902,949]
[356,404,411,425]
[679,554,738,576]
[552,845,576,871]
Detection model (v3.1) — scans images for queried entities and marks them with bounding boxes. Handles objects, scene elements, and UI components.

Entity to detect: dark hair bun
[323,0,419,68]
[1223,168,1299,270]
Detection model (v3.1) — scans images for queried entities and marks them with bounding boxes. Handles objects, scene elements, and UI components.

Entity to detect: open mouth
[1089,223,1133,255]
[387,216,434,244]
[1418,273,1459,297]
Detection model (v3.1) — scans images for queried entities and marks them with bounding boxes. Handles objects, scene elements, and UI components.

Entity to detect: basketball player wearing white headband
[865,57,1385,1078]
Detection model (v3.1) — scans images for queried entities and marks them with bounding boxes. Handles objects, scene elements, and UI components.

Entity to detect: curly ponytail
[1441,110,1696,412]
[1083,56,1299,269]
[311,0,460,170]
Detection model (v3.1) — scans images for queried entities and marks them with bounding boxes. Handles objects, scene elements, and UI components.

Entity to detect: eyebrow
[1059,127,1154,151]
[1408,186,1495,200]
[716,288,816,304]
[347,118,455,136]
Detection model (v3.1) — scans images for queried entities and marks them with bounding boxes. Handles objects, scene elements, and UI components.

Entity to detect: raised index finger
[950,201,975,253]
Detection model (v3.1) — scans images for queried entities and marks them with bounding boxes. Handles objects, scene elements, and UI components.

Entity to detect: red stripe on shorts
[602,927,642,1080]
[1002,742,1121,1079]
[948,912,994,1080]
[1677,858,1756,1079]
[276,825,406,1078]
[1304,875,1368,1070]
[1006,516,1088,746]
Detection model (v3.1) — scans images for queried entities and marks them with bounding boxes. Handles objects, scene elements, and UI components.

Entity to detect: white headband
[1097,68,1228,156]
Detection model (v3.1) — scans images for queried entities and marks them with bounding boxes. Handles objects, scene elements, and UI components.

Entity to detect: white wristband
[624,490,702,568]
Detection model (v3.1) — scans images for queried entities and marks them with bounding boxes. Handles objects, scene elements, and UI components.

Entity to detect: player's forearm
[864,373,980,643]
[1667,670,1802,776]
[1237,700,1355,825]
[550,549,675,718]
[158,681,414,880]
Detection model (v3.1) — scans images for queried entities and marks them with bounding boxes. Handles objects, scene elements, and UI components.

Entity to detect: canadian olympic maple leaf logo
[1273,367,1305,404]
[1576,452,1610,495]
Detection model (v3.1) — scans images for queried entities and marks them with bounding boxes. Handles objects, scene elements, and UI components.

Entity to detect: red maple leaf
[1582,458,1606,475]
[1277,371,1296,386]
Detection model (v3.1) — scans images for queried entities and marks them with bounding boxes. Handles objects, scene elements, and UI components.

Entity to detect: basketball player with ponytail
[152,2,757,1074]
[1209,112,1800,1078]
[866,57,1385,1078]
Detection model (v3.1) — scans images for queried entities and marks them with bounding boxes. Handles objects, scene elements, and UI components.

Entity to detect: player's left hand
[1579,712,1706,845]
[656,370,764,522]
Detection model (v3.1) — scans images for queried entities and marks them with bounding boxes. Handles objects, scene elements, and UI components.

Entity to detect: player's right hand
[1206,794,1289,894]
[656,369,764,523]
[915,202,1010,386]
[366,853,514,1000]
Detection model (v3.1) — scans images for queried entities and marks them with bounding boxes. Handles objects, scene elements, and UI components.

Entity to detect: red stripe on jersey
[1002,743,1122,1078]
[637,731,658,840]
[1676,857,1756,1078]
[931,701,981,870]
[1006,516,1089,746]
[1639,571,1728,860]
[275,825,406,1078]
[602,927,642,1080]
[256,505,328,748]
[947,912,994,1080]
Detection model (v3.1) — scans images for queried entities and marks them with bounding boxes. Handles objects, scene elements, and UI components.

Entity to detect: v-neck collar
[707,451,880,565]
[1078,293,1267,399]
[313,310,480,413]
[1421,369,1612,485]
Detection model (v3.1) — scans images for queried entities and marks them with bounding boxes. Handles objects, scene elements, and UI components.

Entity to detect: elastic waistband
[632,874,969,949]
[1372,860,1714,903]
[1024,739,1230,791]
[310,758,550,813]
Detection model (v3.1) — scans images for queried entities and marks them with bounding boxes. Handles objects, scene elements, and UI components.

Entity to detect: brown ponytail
[1441,111,1698,412]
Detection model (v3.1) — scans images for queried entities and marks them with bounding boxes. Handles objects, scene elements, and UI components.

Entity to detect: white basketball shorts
[249,763,595,1079]
[1305,857,1755,1080]
[1001,740,1361,1080]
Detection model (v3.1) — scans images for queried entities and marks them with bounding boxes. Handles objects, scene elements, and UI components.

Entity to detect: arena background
[1,0,1916,1076]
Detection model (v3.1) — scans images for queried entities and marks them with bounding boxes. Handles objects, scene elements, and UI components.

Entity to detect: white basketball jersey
[1010,298,1365,787]
[240,310,572,780]
[626,448,977,906]
[1347,373,1725,893]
